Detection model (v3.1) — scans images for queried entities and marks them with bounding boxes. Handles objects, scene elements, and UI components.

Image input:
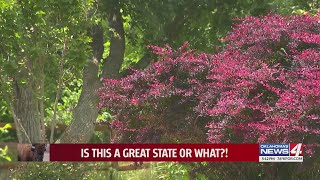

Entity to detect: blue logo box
[260,144,289,156]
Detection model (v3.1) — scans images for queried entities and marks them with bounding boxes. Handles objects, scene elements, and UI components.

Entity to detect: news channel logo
[259,143,303,162]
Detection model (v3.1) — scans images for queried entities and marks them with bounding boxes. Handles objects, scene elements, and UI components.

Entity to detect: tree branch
[101,0,125,79]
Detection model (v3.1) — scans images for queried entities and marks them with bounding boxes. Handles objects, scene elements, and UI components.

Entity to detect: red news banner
[50,144,259,162]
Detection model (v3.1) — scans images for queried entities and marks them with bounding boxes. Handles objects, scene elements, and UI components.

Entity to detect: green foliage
[0,0,94,122]
[121,15,145,70]
[11,162,169,180]
[0,100,11,123]
[101,14,145,71]
[154,162,189,180]
[45,78,82,125]
[269,0,319,15]
[0,123,11,131]
[0,145,11,162]
[0,123,14,142]
[115,167,156,180]
[12,162,92,179]
[122,0,272,53]
[0,124,12,162]
[90,131,110,143]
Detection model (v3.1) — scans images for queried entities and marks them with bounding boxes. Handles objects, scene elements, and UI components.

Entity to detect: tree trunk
[57,25,103,143]
[101,0,125,79]
[56,60,101,143]
[58,0,125,143]
[13,69,43,143]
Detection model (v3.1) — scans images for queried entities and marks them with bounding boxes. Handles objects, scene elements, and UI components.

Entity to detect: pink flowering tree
[98,43,212,143]
[98,14,320,148]
[204,14,320,147]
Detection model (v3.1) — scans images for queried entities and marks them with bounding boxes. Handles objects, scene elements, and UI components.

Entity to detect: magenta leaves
[98,14,320,151]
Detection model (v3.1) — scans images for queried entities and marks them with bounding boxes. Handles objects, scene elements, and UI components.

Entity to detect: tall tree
[0,0,93,143]
[58,0,125,143]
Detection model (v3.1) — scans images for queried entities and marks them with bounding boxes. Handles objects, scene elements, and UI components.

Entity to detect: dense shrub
[11,162,114,180]
[205,14,320,146]
[98,13,320,148]
[99,42,212,143]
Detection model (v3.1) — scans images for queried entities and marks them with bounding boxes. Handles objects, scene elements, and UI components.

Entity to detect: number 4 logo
[290,143,303,156]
